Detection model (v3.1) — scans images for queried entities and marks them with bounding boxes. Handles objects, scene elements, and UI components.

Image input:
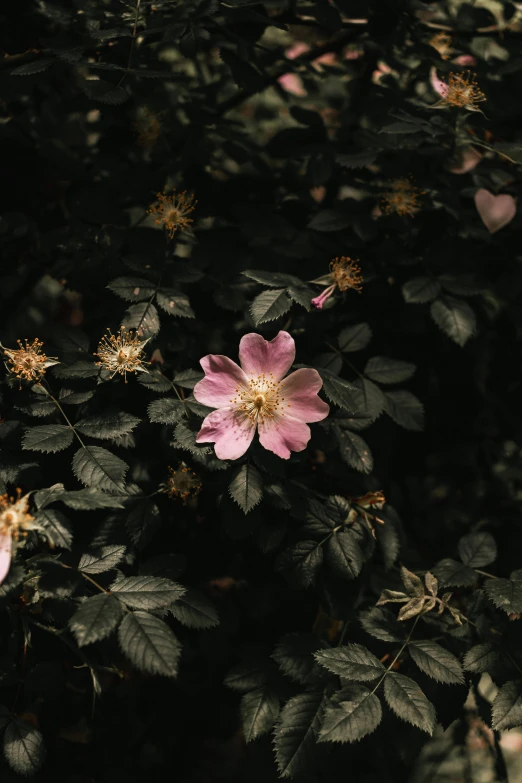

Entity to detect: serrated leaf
[118,611,181,677]
[3,719,45,776]
[463,643,499,673]
[107,276,155,302]
[156,289,195,318]
[169,588,219,629]
[384,673,436,734]
[277,541,323,588]
[173,369,204,389]
[326,531,364,580]
[402,277,441,304]
[409,641,464,684]
[69,593,123,647]
[485,577,522,614]
[360,607,407,642]
[109,572,185,610]
[350,378,385,421]
[10,57,55,75]
[126,500,161,550]
[273,634,326,685]
[314,644,384,681]
[36,508,73,549]
[60,488,125,510]
[433,558,477,587]
[337,149,378,168]
[319,685,382,743]
[334,428,373,473]
[308,210,351,232]
[79,545,126,574]
[385,390,424,431]
[338,323,372,352]
[241,687,280,743]
[148,398,184,425]
[274,690,327,779]
[122,302,160,339]
[243,270,302,288]
[250,288,291,325]
[22,424,74,454]
[224,662,269,692]
[318,369,357,412]
[492,681,522,731]
[76,411,141,440]
[58,388,94,405]
[458,532,497,568]
[431,297,476,347]
[287,285,313,311]
[304,495,349,537]
[72,446,128,492]
[34,484,65,510]
[229,463,263,513]
[80,77,129,104]
[364,356,416,385]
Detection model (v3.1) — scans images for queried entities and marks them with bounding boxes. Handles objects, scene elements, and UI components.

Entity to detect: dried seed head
[147,190,197,239]
[429,32,452,60]
[0,489,33,539]
[164,464,202,502]
[3,339,57,387]
[94,327,148,382]
[329,257,363,293]
[381,177,424,217]
[442,71,486,109]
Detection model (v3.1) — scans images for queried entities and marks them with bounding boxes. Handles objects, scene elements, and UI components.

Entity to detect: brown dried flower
[381,177,424,217]
[147,190,197,239]
[94,327,149,382]
[3,339,58,387]
[163,464,202,503]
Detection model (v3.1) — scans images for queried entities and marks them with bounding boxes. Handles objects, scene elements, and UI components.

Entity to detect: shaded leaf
[241,687,280,743]
[430,297,476,347]
[3,719,45,776]
[110,575,186,609]
[274,690,327,779]
[326,531,364,580]
[409,640,464,684]
[318,685,382,743]
[22,424,74,454]
[79,545,126,574]
[384,673,436,734]
[485,577,522,615]
[72,446,128,492]
[335,428,373,473]
[364,356,416,385]
[69,593,123,647]
[169,588,219,629]
[402,277,441,304]
[118,611,181,677]
[338,323,372,352]
[273,634,326,685]
[314,644,384,681]
[492,680,522,731]
[385,390,424,431]
[229,463,263,513]
[458,532,497,568]
[250,289,291,325]
[318,369,357,412]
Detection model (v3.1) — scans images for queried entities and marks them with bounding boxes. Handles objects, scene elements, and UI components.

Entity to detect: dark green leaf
[69,593,123,646]
[169,588,219,629]
[314,644,384,681]
[409,640,464,684]
[118,611,181,677]
[385,390,424,431]
[308,210,351,232]
[148,398,185,424]
[485,577,522,615]
[127,500,161,550]
[173,369,204,389]
[458,532,497,568]
[240,687,280,743]
[72,446,128,492]
[318,369,357,412]
[277,540,323,588]
[122,302,160,339]
[326,531,364,580]
[384,673,436,734]
[3,719,45,776]
[360,607,406,642]
[79,545,126,574]
[156,289,195,318]
[463,643,499,673]
[36,508,73,549]
[350,378,385,420]
[272,634,327,685]
[335,428,373,473]
[107,276,155,302]
[34,484,65,510]
[22,424,74,454]
[430,297,476,347]
[224,662,269,692]
[58,388,95,405]
[318,685,382,743]
[274,690,327,779]
[492,681,522,731]
[76,411,140,440]
[110,576,185,610]
[402,277,441,304]
[79,77,129,104]
[60,488,125,510]
[338,323,372,352]
[229,463,263,513]
[250,289,291,325]
[433,558,477,587]
[11,57,56,75]
[243,270,302,288]
[304,495,349,537]
[364,356,416,385]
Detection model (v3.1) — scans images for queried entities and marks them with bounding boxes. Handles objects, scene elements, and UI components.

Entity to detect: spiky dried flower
[94,327,149,382]
[311,257,363,309]
[163,464,202,502]
[147,190,197,239]
[381,177,424,217]
[429,32,452,60]
[3,339,58,388]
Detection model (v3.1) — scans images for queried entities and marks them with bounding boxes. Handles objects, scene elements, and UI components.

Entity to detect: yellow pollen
[441,71,486,109]
[147,189,197,239]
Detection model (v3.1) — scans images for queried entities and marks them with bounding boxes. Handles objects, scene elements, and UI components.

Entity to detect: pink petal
[0,532,12,585]
[474,189,517,234]
[239,331,296,381]
[277,73,307,97]
[452,55,476,67]
[429,67,448,98]
[311,285,335,310]
[280,368,330,422]
[196,407,255,460]
[193,355,249,408]
[446,146,482,174]
[258,415,311,460]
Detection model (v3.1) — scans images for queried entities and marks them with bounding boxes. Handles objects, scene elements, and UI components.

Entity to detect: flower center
[231,374,290,425]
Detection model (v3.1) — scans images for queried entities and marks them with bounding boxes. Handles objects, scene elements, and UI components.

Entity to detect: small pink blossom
[446,146,482,174]
[474,189,516,233]
[193,332,329,460]
[277,72,307,97]
[311,285,336,310]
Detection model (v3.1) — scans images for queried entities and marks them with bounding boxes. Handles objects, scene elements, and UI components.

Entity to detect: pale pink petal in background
[277,73,307,97]
[430,66,449,98]
[0,532,12,585]
[281,368,331,422]
[452,54,476,66]
[258,415,311,459]
[239,331,295,381]
[196,407,255,460]
[447,146,483,174]
[285,42,310,60]
[474,189,517,233]
[194,355,248,408]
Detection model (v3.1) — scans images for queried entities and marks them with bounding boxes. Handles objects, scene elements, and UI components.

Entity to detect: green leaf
[240,687,280,743]
[229,463,263,513]
[304,495,349,537]
[463,643,499,673]
[338,323,372,352]
[156,289,195,318]
[224,662,269,692]
[433,558,477,587]
[314,644,384,681]
[72,446,128,492]
[350,378,385,420]
[110,576,185,610]
[169,588,219,629]
[364,356,416,385]
[409,641,464,685]
[318,685,382,743]
[107,276,155,302]
[173,369,204,389]
[308,210,351,232]
[79,77,129,104]
[10,57,56,75]
[34,484,65,510]
[76,411,141,440]
[243,270,303,288]
[127,500,161,550]
[385,390,424,431]
[430,297,476,347]
[274,690,327,779]
[69,593,123,647]
[79,545,126,574]
[326,531,364,580]
[58,388,95,405]
[272,633,327,685]
[36,508,73,549]
[277,541,323,588]
[334,428,373,474]
[148,398,185,424]
[384,673,436,735]
[318,369,357,412]
[287,285,313,311]
[485,577,522,615]
[250,288,291,325]
[122,302,160,339]
[360,607,407,643]
[492,681,522,731]
[3,719,45,776]
[22,424,74,454]
[59,488,125,511]
[458,532,497,568]
[118,611,181,677]
[402,277,441,304]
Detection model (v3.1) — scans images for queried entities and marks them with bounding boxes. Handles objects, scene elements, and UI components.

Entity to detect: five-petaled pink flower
[193,331,330,460]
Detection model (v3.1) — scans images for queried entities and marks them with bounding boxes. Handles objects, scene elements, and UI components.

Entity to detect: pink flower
[193,331,330,460]
[0,490,36,585]
[312,285,336,310]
